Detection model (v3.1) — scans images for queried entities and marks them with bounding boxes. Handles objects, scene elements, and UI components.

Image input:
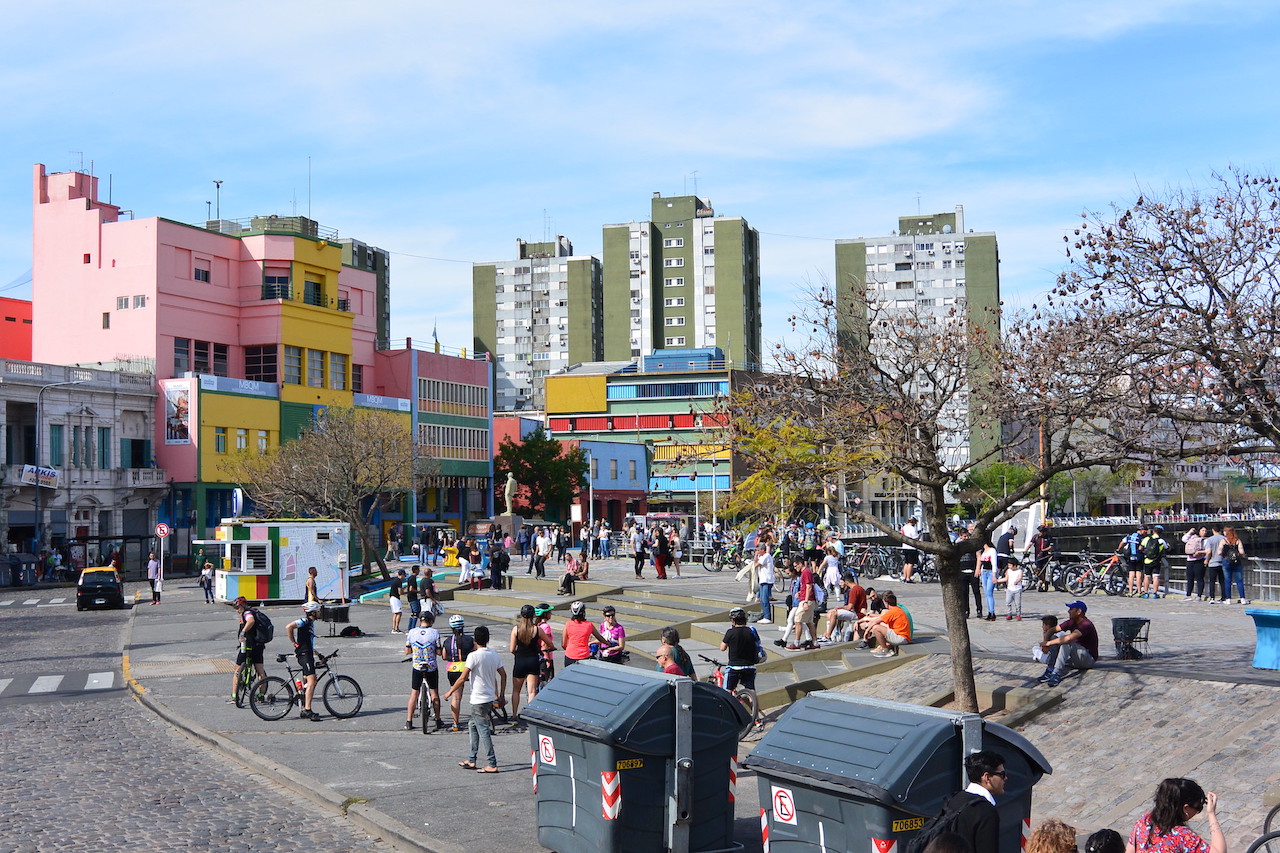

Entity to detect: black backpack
[904,794,983,853]
[250,610,275,645]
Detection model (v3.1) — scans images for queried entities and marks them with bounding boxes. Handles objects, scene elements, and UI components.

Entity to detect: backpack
[250,610,275,645]
[339,625,365,638]
[1142,536,1165,563]
[491,549,510,572]
[905,794,984,853]
[1222,542,1240,562]
[749,626,768,665]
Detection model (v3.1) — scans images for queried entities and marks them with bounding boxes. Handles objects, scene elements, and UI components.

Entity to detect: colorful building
[544,348,740,519]
[0,297,33,360]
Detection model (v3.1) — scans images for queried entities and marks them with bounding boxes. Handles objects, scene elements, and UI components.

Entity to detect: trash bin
[1112,617,1150,660]
[743,692,1051,853]
[520,659,748,853]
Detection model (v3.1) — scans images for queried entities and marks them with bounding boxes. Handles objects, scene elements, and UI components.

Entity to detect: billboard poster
[163,380,193,445]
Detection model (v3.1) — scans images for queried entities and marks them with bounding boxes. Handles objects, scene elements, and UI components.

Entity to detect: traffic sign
[155,523,171,538]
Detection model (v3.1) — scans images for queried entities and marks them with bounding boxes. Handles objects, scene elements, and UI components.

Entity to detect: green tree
[494,427,587,519]
[955,463,1037,516]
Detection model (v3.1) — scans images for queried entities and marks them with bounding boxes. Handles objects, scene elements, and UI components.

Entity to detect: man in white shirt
[900,518,920,583]
[534,529,554,579]
[444,625,507,772]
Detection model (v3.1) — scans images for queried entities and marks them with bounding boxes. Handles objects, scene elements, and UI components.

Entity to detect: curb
[121,594,466,853]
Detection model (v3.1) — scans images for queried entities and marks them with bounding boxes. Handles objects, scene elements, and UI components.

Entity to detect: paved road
[0,584,392,853]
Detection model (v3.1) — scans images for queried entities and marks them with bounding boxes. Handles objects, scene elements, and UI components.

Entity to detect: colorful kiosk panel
[201,518,350,603]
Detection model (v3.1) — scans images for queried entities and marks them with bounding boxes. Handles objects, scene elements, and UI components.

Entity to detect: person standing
[388,569,405,634]
[1126,778,1225,853]
[510,604,552,720]
[1218,526,1249,604]
[200,561,216,603]
[561,601,609,667]
[787,558,818,650]
[978,540,998,621]
[489,540,510,591]
[405,566,422,632]
[288,602,324,720]
[1001,557,1024,620]
[653,526,672,580]
[1182,527,1209,601]
[900,517,920,583]
[1203,525,1227,603]
[404,610,444,732]
[304,565,319,604]
[956,528,984,619]
[516,526,530,559]
[445,625,507,774]
[631,524,648,578]
[534,528,553,579]
[442,615,477,732]
[1140,525,1169,599]
[756,544,776,625]
[146,552,161,605]
[939,751,1006,853]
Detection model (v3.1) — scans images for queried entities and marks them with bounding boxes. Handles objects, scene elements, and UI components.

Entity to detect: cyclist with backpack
[1140,525,1168,599]
[441,614,477,732]
[230,596,269,703]
[1120,524,1148,597]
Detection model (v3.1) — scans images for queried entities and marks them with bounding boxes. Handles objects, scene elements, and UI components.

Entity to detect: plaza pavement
[124,554,1280,852]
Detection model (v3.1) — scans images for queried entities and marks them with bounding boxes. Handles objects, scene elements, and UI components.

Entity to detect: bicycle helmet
[729,606,747,620]
[1153,525,1165,533]
[448,614,465,630]
[302,601,320,614]
[601,605,616,616]
[569,601,586,619]
[519,603,536,620]
[232,596,248,608]
[534,602,554,617]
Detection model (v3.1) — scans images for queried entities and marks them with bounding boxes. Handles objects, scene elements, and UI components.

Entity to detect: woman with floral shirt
[1126,778,1224,853]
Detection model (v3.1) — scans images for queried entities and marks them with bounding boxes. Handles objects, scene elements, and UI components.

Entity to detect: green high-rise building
[602,193,761,366]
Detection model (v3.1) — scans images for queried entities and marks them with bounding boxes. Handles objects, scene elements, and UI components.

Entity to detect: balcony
[2,466,167,490]
[258,286,353,313]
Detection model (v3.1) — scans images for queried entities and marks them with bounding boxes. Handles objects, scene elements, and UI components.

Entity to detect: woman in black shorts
[509,604,551,721]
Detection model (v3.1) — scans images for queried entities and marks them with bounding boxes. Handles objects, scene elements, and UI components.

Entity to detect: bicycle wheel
[733,688,759,739]
[322,675,364,718]
[1064,568,1094,597]
[701,551,719,572]
[1266,801,1280,835]
[1245,831,1280,853]
[249,676,295,722]
[234,664,251,708]
[1051,564,1070,592]
[1103,572,1127,597]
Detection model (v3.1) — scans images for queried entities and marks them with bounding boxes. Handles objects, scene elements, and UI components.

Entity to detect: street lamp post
[710,458,718,529]
[585,449,594,535]
[34,380,84,553]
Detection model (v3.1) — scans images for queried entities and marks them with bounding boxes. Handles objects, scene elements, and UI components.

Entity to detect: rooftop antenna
[206,201,212,221]
[543,209,551,243]
[307,156,312,220]
[691,170,699,199]
[916,193,922,215]
[213,180,224,221]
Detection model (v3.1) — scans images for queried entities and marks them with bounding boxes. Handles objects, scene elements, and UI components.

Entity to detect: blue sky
[2,0,1277,354]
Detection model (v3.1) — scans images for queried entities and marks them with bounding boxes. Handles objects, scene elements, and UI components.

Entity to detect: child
[1032,614,1060,663]
[1001,558,1024,621]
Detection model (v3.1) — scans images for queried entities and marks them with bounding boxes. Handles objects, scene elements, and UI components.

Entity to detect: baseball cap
[1065,600,1088,613]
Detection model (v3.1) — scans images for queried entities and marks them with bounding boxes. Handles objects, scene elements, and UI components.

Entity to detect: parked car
[76,566,125,610]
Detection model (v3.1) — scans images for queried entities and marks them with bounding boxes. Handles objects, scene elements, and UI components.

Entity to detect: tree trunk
[938,554,980,713]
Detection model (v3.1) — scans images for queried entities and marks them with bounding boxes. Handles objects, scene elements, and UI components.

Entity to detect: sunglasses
[989,770,1008,779]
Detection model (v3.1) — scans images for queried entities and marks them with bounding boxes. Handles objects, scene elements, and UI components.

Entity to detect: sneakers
[1046,675,1062,687]
[1036,670,1053,684]
[816,636,833,646]
[855,641,870,650]
[1005,614,1013,621]
[785,644,799,651]
[1241,598,1251,605]
[871,648,897,658]
[1182,596,1196,602]
[1207,599,1218,605]
[404,720,414,731]
[756,619,772,625]
[436,718,446,731]
[1015,615,1023,621]
[302,709,321,721]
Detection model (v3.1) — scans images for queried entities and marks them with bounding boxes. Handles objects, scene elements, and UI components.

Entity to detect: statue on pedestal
[502,472,518,516]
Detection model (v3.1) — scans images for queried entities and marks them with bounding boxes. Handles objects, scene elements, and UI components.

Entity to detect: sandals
[457,761,477,769]
[476,766,498,773]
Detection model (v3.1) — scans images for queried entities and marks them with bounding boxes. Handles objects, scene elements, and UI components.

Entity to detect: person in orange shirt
[864,590,911,657]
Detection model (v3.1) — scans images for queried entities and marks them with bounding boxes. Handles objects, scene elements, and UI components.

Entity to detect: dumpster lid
[520,659,746,754]
[742,691,1051,809]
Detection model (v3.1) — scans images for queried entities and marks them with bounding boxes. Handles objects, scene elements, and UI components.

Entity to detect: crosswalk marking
[0,600,12,606]
[49,598,65,604]
[23,599,39,605]
[30,676,63,693]
[85,672,114,690]
[0,679,10,693]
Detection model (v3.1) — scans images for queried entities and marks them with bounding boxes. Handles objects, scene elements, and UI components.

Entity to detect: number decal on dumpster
[892,817,926,832]
[538,734,556,766]
[615,758,643,770]
[770,786,797,825]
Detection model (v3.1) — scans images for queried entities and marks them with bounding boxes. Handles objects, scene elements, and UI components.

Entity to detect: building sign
[20,464,60,489]
[198,375,278,398]
[353,392,411,412]
[162,379,194,445]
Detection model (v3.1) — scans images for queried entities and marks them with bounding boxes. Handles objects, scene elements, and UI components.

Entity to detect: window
[215,427,227,453]
[194,267,210,283]
[351,364,364,393]
[664,277,685,287]
[116,296,130,310]
[703,247,715,256]
[97,427,110,469]
[663,238,684,248]
[307,350,324,387]
[71,426,81,467]
[49,424,63,467]
[173,338,190,374]
[83,253,91,264]
[283,345,302,385]
[664,336,686,346]
[663,258,684,267]
[133,295,147,308]
[664,317,686,326]
[329,353,347,390]
[213,343,228,377]
[629,460,637,480]
[102,312,109,329]
[304,280,324,306]
[663,297,685,307]
[590,457,598,479]
[193,340,211,374]
[609,459,618,480]
[257,430,268,453]
[236,428,247,451]
[245,345,278,383]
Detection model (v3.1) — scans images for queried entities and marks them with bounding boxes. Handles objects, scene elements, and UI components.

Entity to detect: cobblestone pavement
[830,655,1280,850]
[0,695,393,853]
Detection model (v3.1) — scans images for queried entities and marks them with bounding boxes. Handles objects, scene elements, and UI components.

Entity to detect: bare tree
[222,407,435,579]
[730,276,1211,711]
[1055,167,1280,457]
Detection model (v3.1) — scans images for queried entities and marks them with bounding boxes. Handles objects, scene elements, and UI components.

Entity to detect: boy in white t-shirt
[1001,558,1024,621]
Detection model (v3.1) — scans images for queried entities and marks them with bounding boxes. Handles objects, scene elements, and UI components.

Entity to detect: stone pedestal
[488,515,525,540]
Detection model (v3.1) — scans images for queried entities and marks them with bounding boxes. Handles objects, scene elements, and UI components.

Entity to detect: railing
[261,283,292,300]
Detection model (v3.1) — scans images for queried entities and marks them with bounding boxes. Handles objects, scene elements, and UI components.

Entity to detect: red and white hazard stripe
[531,749,537,794]
[602,770,621,819]
[760,808,770,853]
[728,756,738,803]
[872,839,898,852]
[1022,816,1032,849]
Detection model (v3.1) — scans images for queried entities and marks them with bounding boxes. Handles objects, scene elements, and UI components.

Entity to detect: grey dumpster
[520,659,748,853]
[743,692,1051,853]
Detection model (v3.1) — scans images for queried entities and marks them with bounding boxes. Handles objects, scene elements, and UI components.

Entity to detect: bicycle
[1062,552,1127,596]
[697,654,760,739]
[702,542,743,573]
[249,648,364,721]
[233,644,266,709]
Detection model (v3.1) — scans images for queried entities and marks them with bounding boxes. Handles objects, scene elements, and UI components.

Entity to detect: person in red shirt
[818,573,867,644]
[787,560,819,650]
[560,601,609,667]
[655,645,684,675]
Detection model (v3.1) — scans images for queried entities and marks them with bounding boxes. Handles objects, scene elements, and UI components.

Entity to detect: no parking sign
[770,785,797,825]
[538,734,557,766]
